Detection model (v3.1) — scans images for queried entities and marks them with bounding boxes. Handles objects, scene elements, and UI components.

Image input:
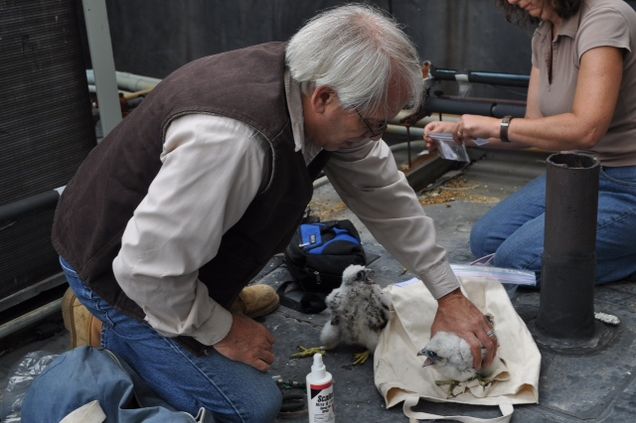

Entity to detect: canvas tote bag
[374,277,540,422]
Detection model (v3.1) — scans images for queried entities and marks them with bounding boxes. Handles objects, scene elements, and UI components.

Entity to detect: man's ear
[309,86,336,114]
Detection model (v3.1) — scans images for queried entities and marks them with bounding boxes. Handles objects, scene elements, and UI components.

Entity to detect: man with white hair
[51,4,496,421]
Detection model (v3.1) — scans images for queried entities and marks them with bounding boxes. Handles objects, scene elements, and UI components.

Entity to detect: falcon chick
[418,323,499,394]
[418,331,483,382]
[320,264,391,365]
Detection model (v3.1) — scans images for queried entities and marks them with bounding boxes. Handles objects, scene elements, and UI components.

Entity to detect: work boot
[230,284,279,318]
[61,288,103,348]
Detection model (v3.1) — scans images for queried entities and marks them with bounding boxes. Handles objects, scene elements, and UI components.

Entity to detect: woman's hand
[459,115,500,141]
[423,120,459,152]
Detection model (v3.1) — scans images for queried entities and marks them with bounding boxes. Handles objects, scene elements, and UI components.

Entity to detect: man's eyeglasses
[355,109,388,138]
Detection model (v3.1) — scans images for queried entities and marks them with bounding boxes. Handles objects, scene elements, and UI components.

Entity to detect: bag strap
[402,395,514,423]
[277,281,327,314]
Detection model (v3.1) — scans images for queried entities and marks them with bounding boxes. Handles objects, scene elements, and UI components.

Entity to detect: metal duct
[536,153,600,339]
[0,0,95,306]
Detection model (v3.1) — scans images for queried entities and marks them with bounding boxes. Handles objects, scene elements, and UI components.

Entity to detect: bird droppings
[419,177,502,206]
[310,176,502,218]
[306,200,348,221]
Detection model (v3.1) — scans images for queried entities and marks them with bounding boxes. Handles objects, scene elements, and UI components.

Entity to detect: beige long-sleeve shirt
[112,73,460,346]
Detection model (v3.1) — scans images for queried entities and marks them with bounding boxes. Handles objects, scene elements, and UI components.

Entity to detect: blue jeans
[470,166,636,284]
[22,347,216,423]
[59,258,282,423]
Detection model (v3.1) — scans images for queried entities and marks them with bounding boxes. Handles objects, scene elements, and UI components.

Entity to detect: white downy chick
[417,331,480,382]
[320,265,391,363]
[418,315,497,383]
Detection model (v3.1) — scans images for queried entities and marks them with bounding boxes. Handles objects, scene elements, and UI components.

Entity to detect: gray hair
[285,4,423,114]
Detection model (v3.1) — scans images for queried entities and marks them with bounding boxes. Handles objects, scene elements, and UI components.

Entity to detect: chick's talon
[352,350,371,365]
[476,375,495,388]
[290,345,325,359]
[435,379,461,397]
[435,375,495,398]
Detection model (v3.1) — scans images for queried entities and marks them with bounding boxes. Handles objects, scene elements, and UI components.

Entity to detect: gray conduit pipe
[86,70,161,92]
[385,124,425,138]
[0,299,63,339]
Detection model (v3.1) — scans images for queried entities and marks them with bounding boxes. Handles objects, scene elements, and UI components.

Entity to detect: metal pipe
[82,0,122,136]
[0,187,63,223]
[86,70,161,92]
[536,153,600,339]
[430,67,530,88]
[113,71,161,91]
[424,96,526,118]
[0,273,67,313]
[0,299,62,339]
[385,124,425,138]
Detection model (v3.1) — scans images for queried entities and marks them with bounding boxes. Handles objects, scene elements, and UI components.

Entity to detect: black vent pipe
[0,189,61,224]
[424,96,526,118]
[430,68,530,88]
[536,153,600,339]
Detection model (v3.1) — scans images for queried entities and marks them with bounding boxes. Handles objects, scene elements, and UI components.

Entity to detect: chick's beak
[417,349,436,367]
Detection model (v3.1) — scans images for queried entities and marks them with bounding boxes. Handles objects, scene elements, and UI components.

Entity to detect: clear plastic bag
[427,133,470,162]
[0,351,59,422]
[450,254,538,302]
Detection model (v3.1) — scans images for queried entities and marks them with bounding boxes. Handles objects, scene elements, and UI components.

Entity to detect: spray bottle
[306,353,335,422]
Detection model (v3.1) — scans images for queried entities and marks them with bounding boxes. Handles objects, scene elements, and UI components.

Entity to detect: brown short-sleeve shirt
[531,0,636,167]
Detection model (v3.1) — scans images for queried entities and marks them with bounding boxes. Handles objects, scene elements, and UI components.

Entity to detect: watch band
[500,115,513,143]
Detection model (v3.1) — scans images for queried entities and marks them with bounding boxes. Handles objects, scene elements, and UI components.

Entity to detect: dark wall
[397,1,533,73]
[106,0,386,78]
[103,0,636,99]
[105,0,529,78]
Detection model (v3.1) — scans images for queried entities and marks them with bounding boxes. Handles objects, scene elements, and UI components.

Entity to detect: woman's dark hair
[495,0,582,28]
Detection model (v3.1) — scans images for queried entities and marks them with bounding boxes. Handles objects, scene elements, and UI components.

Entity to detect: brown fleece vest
[52,42,325,352]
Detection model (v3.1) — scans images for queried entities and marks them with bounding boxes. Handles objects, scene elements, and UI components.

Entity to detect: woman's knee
[469,218,494,258]
[492,238,542,273]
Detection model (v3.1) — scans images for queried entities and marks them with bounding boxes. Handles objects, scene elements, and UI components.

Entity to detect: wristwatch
[500,115,513,143]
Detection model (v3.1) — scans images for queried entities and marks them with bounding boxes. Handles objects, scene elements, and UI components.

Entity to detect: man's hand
[431,288,497,370]
[213,314,275,372]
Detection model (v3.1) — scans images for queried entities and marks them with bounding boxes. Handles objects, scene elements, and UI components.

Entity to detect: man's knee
[241,385,282,422]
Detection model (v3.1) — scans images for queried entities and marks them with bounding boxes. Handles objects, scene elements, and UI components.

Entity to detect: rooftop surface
[1,146,635,422]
